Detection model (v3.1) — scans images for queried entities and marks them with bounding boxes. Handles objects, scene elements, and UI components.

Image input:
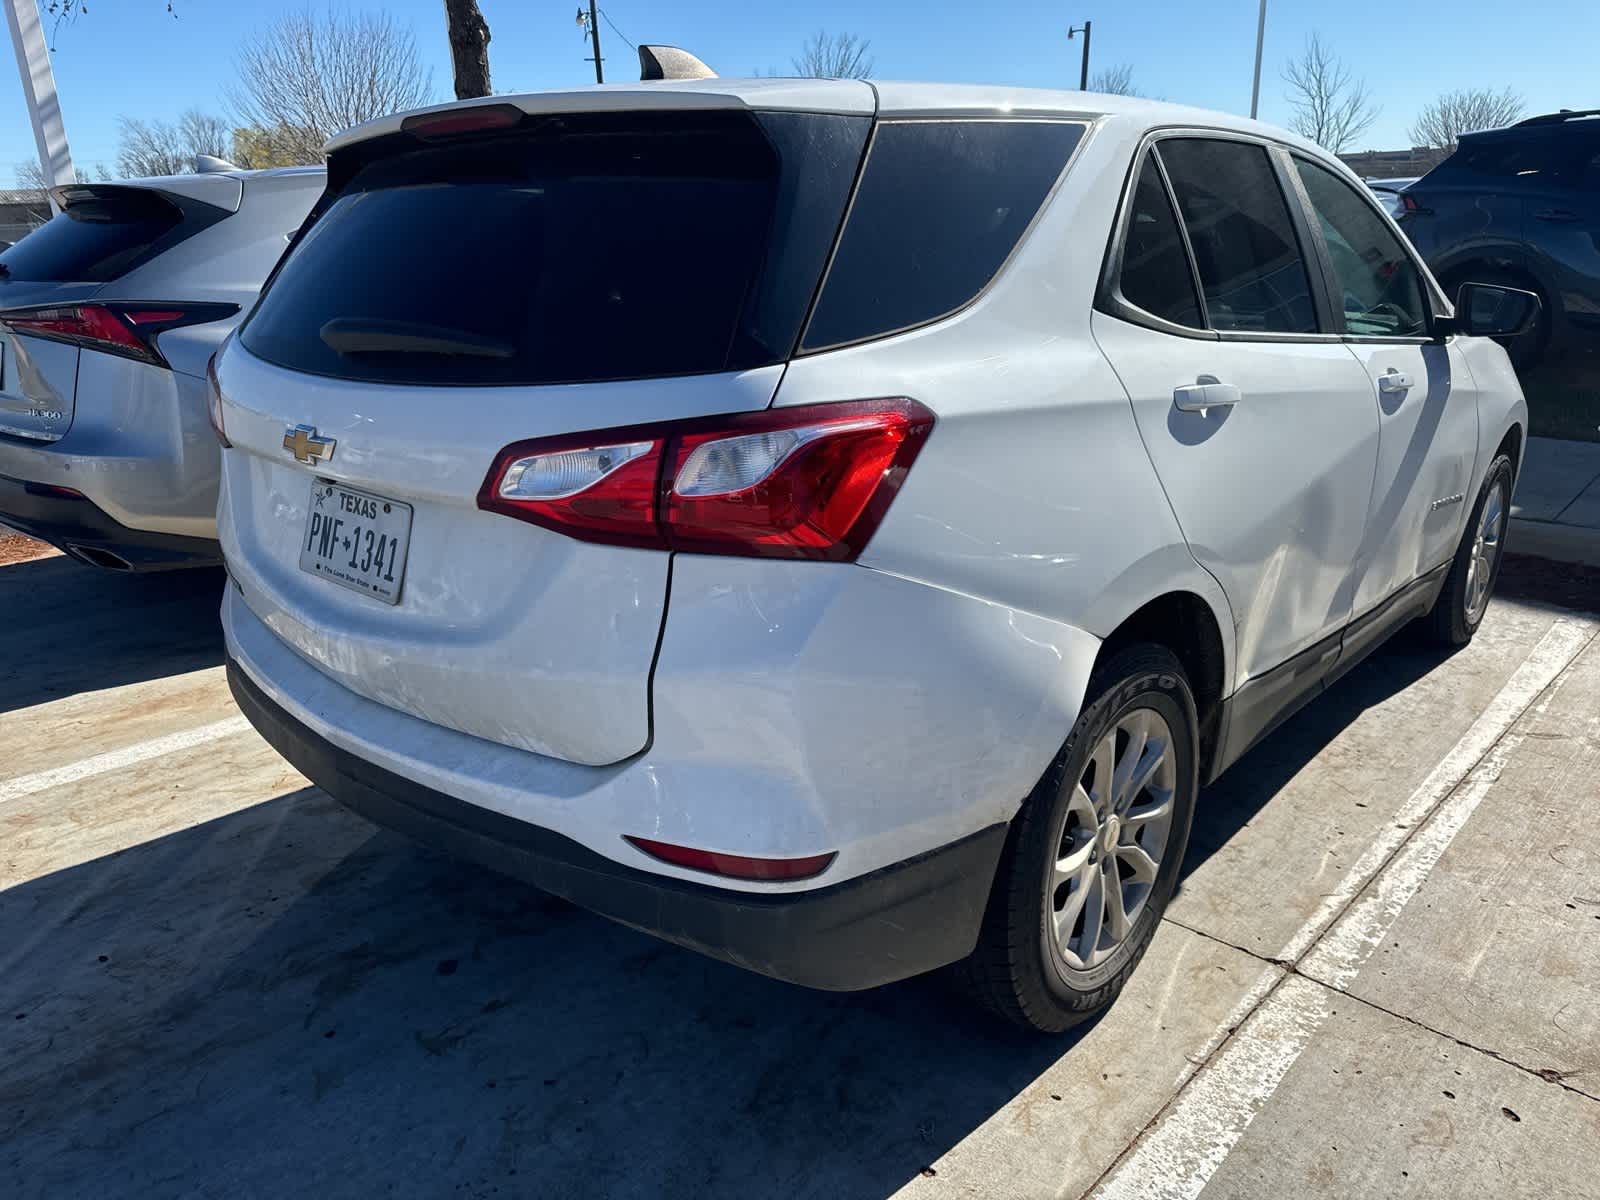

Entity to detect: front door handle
[1534,208,1578,222]
[1172,376,1241,413]
[1378,369,1414,395]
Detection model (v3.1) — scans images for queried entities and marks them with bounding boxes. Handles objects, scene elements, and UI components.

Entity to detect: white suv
[215,81,1531,1031]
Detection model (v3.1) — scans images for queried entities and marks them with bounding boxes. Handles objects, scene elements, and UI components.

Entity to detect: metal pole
[3,0,73,210]
[1249,0,1267,118]
[587,0,603,83]
[1079,20,1092,91]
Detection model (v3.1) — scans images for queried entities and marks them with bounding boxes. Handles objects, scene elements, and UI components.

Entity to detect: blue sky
[7,0,1597,182]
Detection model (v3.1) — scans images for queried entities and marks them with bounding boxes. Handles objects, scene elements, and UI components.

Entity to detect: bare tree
[791,30,873,79]
[443,0,492,98]
[15,160,107,188]
[1408,88,1525,150]
[230,8,435,165]
[115,110,231,177]
[1281,33,1379,154]
[1089,64,1139,96]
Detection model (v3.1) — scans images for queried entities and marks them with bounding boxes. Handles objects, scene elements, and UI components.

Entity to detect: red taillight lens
[625,836,836,882]
[0,302,238,367]
[477,398,935,559]
[206,353,230,447]
[3,305,148,358]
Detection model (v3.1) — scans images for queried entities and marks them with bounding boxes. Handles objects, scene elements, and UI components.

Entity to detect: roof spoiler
[1513,108,1600,127]
[638,45,716,81]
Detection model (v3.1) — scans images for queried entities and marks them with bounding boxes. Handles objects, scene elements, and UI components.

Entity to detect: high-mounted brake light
[625,836,836,882]
[478,398,936,560]
[401,104,524,140]
[0,302,238,367]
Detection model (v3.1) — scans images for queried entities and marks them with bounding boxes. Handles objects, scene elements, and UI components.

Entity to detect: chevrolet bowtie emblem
[283,424,336,465]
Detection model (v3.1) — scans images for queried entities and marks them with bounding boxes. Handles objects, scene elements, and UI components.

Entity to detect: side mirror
[1454,282,1541,338]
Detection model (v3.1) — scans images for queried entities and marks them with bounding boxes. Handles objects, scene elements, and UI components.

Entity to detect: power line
[598,7,635,51]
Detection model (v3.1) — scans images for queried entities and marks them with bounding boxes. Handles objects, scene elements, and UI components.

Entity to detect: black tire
[1426,453,1514,647]
[957,644,1199,1033]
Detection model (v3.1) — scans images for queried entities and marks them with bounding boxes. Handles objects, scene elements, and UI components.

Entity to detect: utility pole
[1067,20,1092,91]
[1249,0,1267,118]
[585,0,603,83]
[3,0,73,210]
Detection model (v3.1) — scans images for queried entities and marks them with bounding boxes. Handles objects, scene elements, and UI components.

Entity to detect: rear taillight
[206,353,230,447]
[0,302,238,367]
[478,398,935,560]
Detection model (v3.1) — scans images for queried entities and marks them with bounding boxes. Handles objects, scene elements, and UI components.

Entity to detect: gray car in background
[0,165,322,569]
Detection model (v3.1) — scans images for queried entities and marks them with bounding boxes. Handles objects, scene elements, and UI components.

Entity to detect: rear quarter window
[800,119,1086,352]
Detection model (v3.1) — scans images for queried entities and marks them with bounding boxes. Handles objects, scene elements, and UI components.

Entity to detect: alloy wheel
[1049,707,1177,971]
[1465,478,1507,625]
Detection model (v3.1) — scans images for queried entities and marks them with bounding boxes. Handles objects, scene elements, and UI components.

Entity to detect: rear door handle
[1534,209,1578,222]
[1378,369,1414,395]
[1172,376,1241,413]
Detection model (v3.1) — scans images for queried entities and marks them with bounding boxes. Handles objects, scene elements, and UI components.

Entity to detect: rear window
[241,110,869,387]
[0,187,194,283]
[801,119,1085,351]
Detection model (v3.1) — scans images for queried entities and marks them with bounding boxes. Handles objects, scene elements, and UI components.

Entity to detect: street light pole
[587,0,604,83]
[3,0,73,211]
[1067,20,1092,92]
[1249,0,1267,118]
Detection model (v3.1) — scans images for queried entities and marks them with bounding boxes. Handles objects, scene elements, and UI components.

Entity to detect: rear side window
[1115,152,1203,328]
[242,110,868,387]
[1157,138,1319,334]
[801,120,1085,351]
[0,187,192,283]
[1293,158,1429,338]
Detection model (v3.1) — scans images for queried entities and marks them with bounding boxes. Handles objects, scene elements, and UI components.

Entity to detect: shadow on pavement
[0,555,224,714]
[1,789,1083,1200]
[2,564,1587,1198]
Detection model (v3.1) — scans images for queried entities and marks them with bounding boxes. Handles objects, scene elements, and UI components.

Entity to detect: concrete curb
[1508,517,1600,568]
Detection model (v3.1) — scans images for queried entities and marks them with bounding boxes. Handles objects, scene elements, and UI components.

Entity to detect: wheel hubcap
[1465,479,1507,625]
[1050,707,1177,971]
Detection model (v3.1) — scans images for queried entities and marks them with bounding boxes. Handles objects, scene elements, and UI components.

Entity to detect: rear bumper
[0,471,220,570]
[229,653,1007,991]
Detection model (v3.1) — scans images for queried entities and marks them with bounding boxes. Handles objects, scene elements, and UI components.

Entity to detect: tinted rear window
[1157,138,1319,335]
[801,120,1085,351]
[1116,152,1203,328]
[241,110,868,387]
[0,188,188,283]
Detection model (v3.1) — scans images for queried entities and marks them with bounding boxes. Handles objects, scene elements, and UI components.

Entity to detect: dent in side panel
[650,556,1100,864]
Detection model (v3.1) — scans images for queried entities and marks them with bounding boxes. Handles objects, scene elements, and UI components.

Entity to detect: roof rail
[1513,108,1600,127]
[638,45,716,81]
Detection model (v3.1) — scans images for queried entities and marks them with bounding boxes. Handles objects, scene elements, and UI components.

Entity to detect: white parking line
[1089,616,1596,1200]
[0,716,253,804]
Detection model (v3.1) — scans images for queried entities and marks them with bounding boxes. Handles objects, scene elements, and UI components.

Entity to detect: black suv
[1400,109,1599,368]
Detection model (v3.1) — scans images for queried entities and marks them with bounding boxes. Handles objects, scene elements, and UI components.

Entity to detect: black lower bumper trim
[0,472,220,570]
[228,656,1007,991]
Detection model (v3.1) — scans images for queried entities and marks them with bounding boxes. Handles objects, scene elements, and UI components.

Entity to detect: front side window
[1157,138,1319,335]
[1116,152,1203,328]
[1294,158,1429,338]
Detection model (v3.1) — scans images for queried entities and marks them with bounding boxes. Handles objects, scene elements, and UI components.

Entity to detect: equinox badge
[283,424,336,465]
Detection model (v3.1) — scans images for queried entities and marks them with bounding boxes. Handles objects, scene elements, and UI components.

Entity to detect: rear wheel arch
[1092,591,1228,781]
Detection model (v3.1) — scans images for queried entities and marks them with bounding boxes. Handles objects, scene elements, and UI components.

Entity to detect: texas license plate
[298,480,412,604]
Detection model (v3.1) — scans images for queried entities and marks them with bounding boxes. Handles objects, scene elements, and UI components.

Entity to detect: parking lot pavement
[2,544,1598,1200]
